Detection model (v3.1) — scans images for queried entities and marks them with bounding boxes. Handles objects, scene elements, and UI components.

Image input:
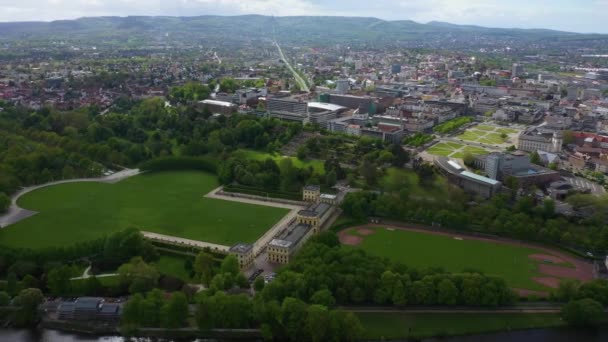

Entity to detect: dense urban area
[0,14,607,341]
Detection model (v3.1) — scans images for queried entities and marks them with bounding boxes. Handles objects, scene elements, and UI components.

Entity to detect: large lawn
[426,142,464,157]
[0,171,289,249]
[350,228,571,291]
[358,312,564,340]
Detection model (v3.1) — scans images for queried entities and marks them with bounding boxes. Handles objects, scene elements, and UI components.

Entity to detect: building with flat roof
[518,128,563,153]
[435,157,502,198]
[267,185,339,265]
[303,185,321,202]
[267,223,314,264]
[229,243,254,270]
[57,297,121,321]
[198,99,237,115]
[474,151,560,187]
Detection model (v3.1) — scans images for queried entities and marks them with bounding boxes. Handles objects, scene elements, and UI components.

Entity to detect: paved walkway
[70,266,118,280]
[0,169,140,228]
[204,186,303,210]
[141,231,231,253]
[341,306,563,314]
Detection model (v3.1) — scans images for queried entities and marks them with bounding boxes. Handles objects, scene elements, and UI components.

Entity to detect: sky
[0,0,607,33]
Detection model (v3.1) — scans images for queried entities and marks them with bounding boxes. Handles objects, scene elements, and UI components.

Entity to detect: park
[0,171,289,249]
[456,124,519,146]
[339,225,594,294]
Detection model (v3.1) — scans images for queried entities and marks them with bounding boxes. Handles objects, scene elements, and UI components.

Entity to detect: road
[0,168,141,228]
[274,40,310,92]
[341,306,565,313]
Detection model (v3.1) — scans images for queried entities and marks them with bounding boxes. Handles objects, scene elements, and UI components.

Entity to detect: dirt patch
[358,228,375,236]
[513,288,550,298]
[337,229,363,246]
[533,276,561,288]
[538,264,593,281]
[529,254,566,264]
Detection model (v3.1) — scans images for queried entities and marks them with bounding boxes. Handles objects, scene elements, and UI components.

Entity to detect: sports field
[0,171,289,249]
[339,226,591,292]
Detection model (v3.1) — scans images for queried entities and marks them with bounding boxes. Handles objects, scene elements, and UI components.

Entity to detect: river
[1,327,607,342]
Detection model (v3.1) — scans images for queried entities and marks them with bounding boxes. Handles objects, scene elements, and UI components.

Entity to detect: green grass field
[350,228,571,291]
[497,127,518,134]
[358,312,565,339]
[457,125,519,146]
[0,171,289,249]
[475,125,496,131]
[234,149,325,174]
[156,255,193,282]
[427,142,488,159]
[427,142,464,156]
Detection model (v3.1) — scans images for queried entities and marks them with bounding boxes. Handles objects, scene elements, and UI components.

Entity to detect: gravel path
[0,169,140,228]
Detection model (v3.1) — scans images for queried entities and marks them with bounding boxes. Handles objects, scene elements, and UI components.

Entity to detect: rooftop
[460,170,501,186]
[269,223,312,249]
[229,243,253,254]
[299,202,331,218]
[199,99,236,107]
[307,102,346,112]
[304,185,320,191]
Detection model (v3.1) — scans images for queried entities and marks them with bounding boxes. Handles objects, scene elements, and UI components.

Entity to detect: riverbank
[357,312,567,340]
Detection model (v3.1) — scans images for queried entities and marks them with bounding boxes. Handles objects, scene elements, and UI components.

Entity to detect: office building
[518,128,563,153]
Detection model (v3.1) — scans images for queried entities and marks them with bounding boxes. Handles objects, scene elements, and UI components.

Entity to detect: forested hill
[0,15,606,49]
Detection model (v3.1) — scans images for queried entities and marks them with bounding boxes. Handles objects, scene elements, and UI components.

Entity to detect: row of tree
[259,233,515,307]
[341,186,608,252]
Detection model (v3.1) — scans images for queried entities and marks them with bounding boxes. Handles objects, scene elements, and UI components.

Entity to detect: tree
[254,277,265,292]
[437,278,458,305]
[220,255,240,277]
[118,257,160,294]
[462,152,475,167]
[13,288,44,326]
[194,251,215,285]
[0,192,9,214]
[280,297,309,342]
[296,146,308,160]
[310,289,336,307]
[530,151,542,165]
[84,276,102,296]
[556,279,580,302]
[359,159,377,186]
[391,280,408,306]
[561,298,604,327]
[306,304,329,342]
[121,293,143,328]
[160,292,189,328]
[6,272,17,296]
[563,130,574,145]
[0,291,10,306]
[47,266,73,296]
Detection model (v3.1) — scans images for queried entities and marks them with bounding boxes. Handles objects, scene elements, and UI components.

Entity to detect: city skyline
[0,0,607,34]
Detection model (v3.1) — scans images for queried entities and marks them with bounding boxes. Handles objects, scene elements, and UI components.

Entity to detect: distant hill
[0,15,606,50]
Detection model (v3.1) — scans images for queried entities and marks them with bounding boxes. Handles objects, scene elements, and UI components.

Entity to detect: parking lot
[562,176,606,194]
